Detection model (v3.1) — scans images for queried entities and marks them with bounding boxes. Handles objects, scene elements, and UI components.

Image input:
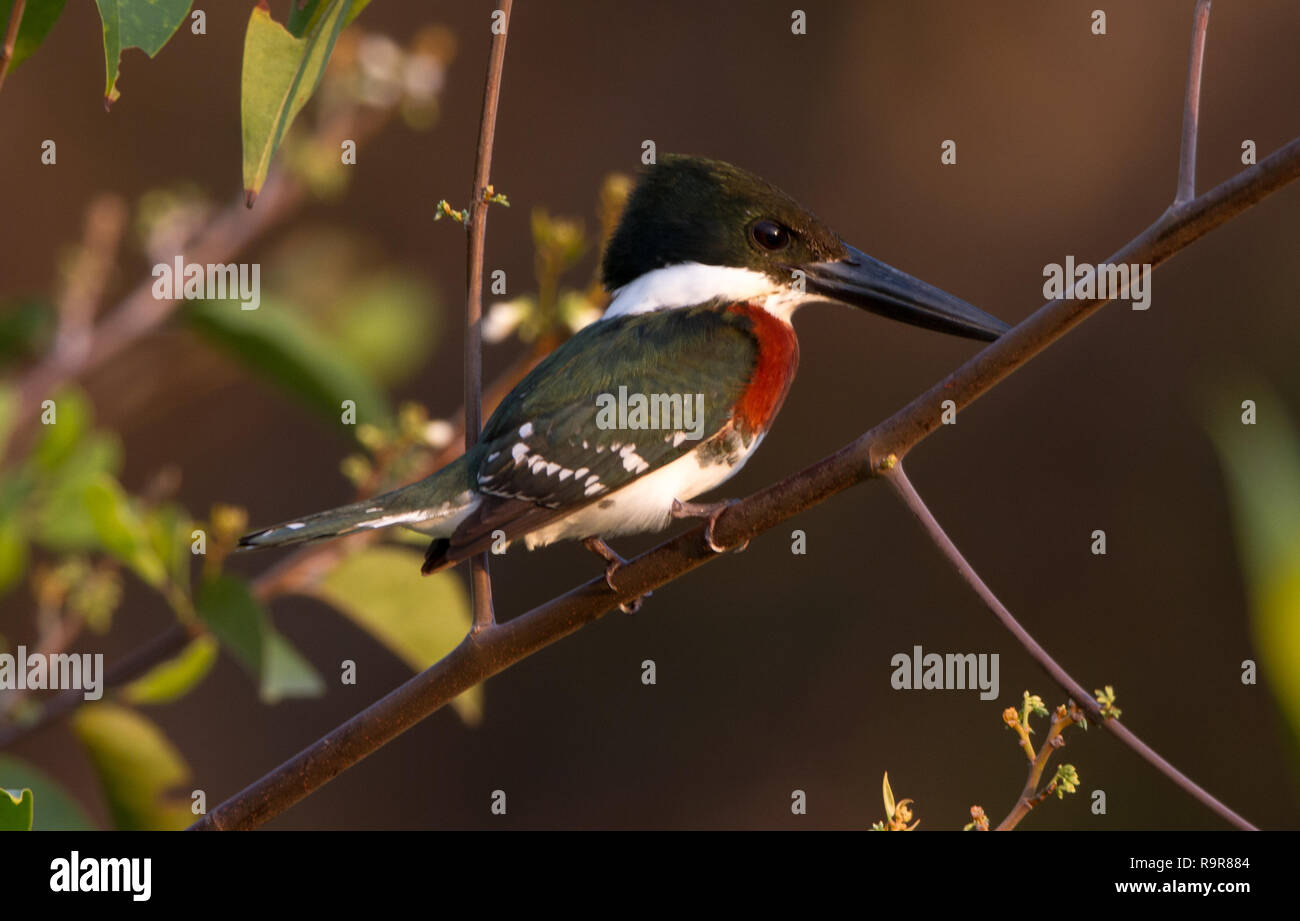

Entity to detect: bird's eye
[750,219,791,251]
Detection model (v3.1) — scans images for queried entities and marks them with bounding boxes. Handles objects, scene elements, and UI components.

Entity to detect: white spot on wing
[518,422,534,438]
[619,443,649,473]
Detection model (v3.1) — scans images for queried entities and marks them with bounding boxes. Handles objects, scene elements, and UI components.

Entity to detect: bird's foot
[670,498,748,554]
[582,537,648,613]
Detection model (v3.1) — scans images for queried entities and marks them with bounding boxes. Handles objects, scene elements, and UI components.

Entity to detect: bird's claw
[582,537,649,613]
[670,498,747,554]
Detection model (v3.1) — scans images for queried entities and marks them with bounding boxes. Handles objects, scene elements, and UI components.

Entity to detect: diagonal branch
[188,130,1300,831]
[885,463,1255,830]
[2,104,394,465]
[461,0,513,634]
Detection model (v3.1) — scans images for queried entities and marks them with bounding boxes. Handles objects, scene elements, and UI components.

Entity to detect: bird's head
[601,154,1008,341]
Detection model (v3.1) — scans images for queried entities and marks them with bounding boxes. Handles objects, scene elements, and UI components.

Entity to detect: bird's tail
[238,456,476,550]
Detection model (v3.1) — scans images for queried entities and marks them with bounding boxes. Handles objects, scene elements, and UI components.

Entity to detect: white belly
[522,434,764,548]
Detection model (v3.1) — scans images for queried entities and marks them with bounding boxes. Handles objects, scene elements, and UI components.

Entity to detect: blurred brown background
[2,0,1298,829]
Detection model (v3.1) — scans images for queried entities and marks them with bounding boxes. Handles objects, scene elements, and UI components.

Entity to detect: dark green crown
[601,155,847,291]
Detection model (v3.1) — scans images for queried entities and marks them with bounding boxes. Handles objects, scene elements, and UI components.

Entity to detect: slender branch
[0,623,193,749]
[998,706,1079,831]
[0,0,24,92]
[886,465,1103,726]
[2,105,392,465]
[1175,0,1212,205]
[461,1,513,634]
[51,195,128,374]
[886,464,1255,830]
[2,177,290,467]
[188,127,1299,830]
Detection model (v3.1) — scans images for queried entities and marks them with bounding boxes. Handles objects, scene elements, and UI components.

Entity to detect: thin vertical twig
[0,0,25,92]
[997,707,1079,831]
[1174,0,1212,205]
[884,463,1256,830]
[463,1,513,634]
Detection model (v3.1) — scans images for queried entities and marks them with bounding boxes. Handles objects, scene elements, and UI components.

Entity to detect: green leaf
[0,384,16,455]
[31,388,90,471]
[143,501,192,595]
[0,787,33,831]
[0,756,94,830]
[196,574,324,703]
[240,0,354,203]
[0,0,68,75]
[187,297,391,427]
[196,574,262,667]
[288,0,369,38]
[32,432,122,552]
[1207,386,1300,747]
[123,635,218,705]
[260,628,326,703]
[72,703,192,830]
[259,231,440,387]
[0,514,27,601]
[82,473,167,587]
[313,547,481,724]
[0,298,56,365]
[94,0,193,107]
[329,275,440,386]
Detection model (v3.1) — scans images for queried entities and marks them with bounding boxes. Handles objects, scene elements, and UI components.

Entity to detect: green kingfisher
[240,155,1009,587]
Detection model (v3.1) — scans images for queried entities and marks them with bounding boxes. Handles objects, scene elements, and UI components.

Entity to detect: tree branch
[0,0,24,92]
[886,464,1255,830]
[462,0,513,634]
[0,622,194,749]
[997,703,1082,831]
[1,102,395,466]
[1175,0,1212,206]
[189,5,1300,830]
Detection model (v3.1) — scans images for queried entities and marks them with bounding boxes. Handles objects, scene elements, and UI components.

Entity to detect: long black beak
[801,244,1009,342]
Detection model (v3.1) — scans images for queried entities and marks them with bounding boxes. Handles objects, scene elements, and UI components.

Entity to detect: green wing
[473,305,760,509]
